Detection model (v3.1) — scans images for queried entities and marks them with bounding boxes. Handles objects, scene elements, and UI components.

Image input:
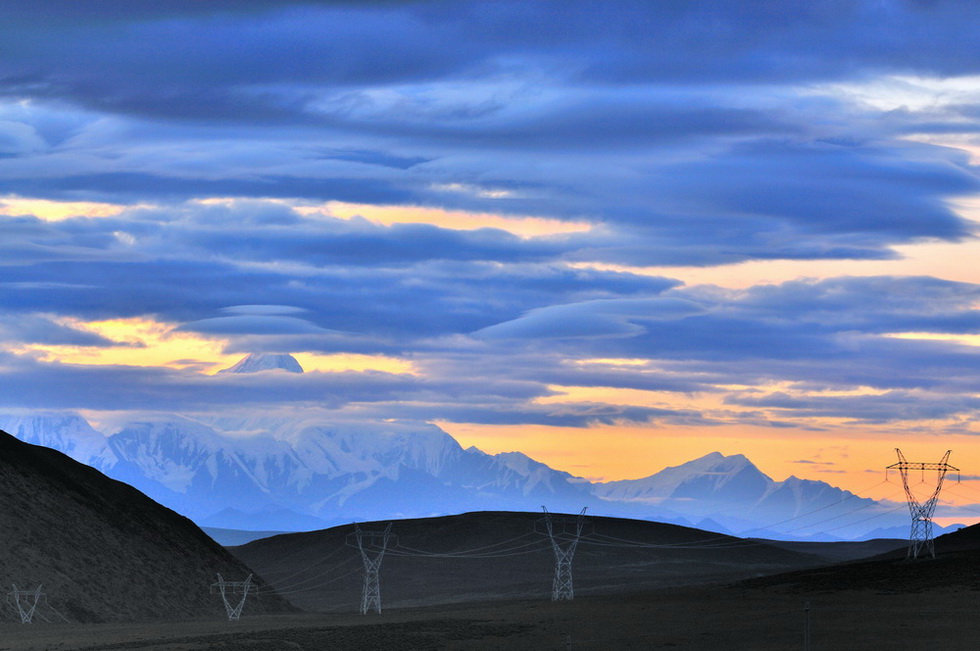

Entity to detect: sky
[2,1,980,513]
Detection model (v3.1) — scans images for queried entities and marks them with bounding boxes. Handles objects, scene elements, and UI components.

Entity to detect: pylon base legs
[552,560,574,601]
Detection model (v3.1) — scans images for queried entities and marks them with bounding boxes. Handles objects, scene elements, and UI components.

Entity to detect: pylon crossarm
[887,462,959,472]
[886,449,958,473]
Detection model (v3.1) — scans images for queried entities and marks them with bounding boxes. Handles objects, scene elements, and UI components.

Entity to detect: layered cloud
[0,1,978,447]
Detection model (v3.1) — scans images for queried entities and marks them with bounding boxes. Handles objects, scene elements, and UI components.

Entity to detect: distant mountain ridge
[0,409,921,541]
[0,350,922,542]
[593,452,899,538]
[0,411,592,530]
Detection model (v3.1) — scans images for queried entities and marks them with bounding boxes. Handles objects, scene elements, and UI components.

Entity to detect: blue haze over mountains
[0,354,925,541]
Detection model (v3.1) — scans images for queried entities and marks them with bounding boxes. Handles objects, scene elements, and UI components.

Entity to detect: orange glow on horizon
[439,420,980,508]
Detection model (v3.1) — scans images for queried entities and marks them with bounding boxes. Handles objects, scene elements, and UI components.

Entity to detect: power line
[260,562,364,597]
[391,531,540,557]
[253,554,360,595]
[390,537,551,559]
[258,544,348,587]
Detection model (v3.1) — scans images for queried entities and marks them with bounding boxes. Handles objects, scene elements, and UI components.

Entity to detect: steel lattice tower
[7,584,43,624]
[210,573,253,620]
[347,523,395,614]
[886,449,958,559]
[539,506,587,601]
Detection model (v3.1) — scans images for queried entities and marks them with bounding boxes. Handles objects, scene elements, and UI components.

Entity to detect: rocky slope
[0,429,292,623]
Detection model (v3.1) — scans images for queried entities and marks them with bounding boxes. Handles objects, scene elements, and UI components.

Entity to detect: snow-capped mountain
[0,406,917,541]
[0,410,593,530]
[217,352,304,374]
[592,452,904,540]
[596,452,768,503]
[0,412,117,470]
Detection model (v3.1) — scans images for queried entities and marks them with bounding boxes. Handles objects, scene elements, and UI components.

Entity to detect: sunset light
[2,0,980,591]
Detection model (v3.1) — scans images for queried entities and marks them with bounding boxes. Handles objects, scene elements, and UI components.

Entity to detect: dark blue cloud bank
[0,1,979,432]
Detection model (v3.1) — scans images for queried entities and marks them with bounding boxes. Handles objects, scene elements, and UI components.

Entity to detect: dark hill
[737,522,980,594]
[0,429,292,623]
[231,510,828,613]
[929,520,980,554]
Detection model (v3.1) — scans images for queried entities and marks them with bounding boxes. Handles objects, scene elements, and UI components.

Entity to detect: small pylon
[346,523,395,614]
[210,573,253,620]
[537,507,588,601]
[8,584,43,624]
[886,449,958,559]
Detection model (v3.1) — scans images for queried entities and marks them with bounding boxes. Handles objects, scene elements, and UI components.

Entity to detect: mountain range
[0,353,929,541]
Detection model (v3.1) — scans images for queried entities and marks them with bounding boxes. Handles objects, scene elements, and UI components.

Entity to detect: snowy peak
[494,451,542,476]
[0,412,117,470]
[594,452,770,501]
[282,420,465,479]
[218,353,304,374]
[673,452,756,476]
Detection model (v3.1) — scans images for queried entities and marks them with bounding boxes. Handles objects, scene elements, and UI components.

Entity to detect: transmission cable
[258,544,348,587]
[392,531,539,558]
[389,538,551,559]
[255,554,360,594]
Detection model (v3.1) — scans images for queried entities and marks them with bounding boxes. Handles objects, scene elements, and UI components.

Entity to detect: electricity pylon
[537,506,588,601]
[8,584,43,624]
[886,449,958,559]
[210,573,253,620]
[347,523,395,614]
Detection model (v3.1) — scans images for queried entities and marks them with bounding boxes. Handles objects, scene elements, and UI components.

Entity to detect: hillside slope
[231,511,826,613]
[738,521,980,594]
[0,430,292,623]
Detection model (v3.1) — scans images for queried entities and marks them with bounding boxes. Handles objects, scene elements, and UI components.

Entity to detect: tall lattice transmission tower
[536,506,588,601]
[347,523,395,614]
[886,449,958,559]
[7,584,43,624]
[210,573,253,621]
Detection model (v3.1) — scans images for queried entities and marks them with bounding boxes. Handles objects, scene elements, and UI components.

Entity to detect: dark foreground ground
[3,580,979,651]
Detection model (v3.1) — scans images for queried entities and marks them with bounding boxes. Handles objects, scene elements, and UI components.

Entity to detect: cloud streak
[0,1,978,458]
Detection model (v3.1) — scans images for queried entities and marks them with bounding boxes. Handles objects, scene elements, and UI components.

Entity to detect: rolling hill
[737,520,980,595]
[230,510,830,613]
